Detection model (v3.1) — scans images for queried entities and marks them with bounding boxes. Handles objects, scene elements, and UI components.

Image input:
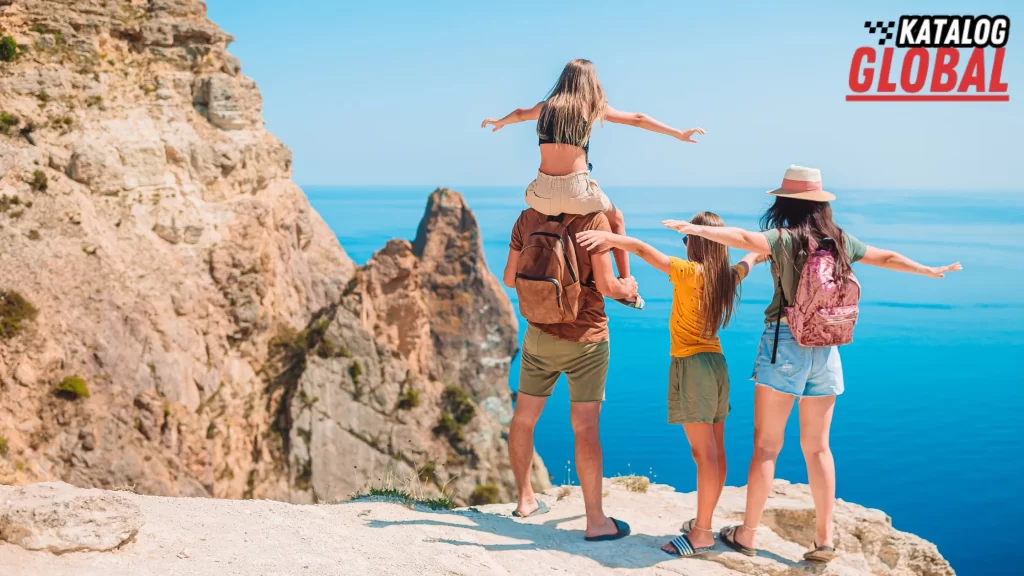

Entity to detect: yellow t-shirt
[668,257,748,358]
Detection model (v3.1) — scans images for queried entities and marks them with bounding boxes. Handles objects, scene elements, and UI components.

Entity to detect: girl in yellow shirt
[577,211,761,558]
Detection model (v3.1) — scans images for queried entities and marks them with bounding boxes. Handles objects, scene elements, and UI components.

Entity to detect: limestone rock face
[0,482,143,553]
[411,189,520,404]
[0,2,535,505]
[288,189,549,504]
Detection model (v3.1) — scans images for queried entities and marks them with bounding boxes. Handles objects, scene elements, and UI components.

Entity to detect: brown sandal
[720,525,756,557]
[804,543,838,563]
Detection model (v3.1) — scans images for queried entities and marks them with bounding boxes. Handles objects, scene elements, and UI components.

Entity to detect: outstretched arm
[662,220,771,254]
[481,102,544,132]
[604,106,705,143]
[734,252,767,279]
[859,246,962,278]
[576,230,671,274]
[591,252,639,300]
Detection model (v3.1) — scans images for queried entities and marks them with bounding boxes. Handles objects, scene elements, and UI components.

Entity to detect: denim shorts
[751,323,844,397]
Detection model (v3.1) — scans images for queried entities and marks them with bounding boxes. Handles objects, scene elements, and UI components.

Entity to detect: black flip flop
[719,525,756,557]
[804,543,838,563]
[584,518,630,542]
[662,534,714,557]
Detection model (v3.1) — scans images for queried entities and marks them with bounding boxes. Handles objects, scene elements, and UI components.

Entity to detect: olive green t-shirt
[762,229,868,324]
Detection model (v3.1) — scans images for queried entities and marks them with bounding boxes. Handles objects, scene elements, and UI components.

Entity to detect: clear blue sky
[206,0,1022,190]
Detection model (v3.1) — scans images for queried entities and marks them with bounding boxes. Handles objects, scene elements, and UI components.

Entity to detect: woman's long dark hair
[687,211,741,339]
[758,197,852,283]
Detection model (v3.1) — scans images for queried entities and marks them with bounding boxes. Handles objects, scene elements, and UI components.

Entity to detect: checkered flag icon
[864,20,896,45]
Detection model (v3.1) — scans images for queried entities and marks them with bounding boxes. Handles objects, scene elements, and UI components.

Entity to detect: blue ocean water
[307,185,1023,575]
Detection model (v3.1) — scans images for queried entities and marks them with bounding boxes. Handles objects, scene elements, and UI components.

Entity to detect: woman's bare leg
[799,395,837,548]
[735,385,795,549]
[713,420,727,502]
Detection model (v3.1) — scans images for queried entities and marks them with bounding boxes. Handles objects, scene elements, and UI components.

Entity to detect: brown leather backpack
[514,214,585,324]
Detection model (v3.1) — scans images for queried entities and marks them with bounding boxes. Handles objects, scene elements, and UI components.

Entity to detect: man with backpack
[502,208,638,542]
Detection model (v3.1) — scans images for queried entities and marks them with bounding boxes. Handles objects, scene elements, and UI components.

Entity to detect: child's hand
[661,219,694,234]
[576,230,617,251]
[481,118,505,132]
[677,128,706,143]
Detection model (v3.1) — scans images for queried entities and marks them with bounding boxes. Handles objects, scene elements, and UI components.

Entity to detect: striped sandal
[662,534,715,558]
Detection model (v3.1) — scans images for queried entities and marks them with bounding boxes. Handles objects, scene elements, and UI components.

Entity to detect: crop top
[538,120,590,155]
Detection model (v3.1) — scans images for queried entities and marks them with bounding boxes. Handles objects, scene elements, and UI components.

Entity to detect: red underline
[846,94,1010,102]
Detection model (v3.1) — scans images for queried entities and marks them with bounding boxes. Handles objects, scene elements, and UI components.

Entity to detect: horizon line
[298,183,1024,193]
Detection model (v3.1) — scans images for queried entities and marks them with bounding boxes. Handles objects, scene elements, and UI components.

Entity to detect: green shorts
[518,325,609,402]
[668,352,730,424]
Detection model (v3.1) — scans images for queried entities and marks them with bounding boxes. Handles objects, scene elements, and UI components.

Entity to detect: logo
[848,15,1010,101]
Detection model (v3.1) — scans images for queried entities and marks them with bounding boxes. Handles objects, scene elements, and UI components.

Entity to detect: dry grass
[556,486,572,501]
[613,474,650,493]
[346,465,458,510]
[112,483,137,493]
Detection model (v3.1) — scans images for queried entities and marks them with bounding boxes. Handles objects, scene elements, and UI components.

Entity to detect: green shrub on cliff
[441,385,474,425]
[469,484,500,506]
[349,359,363,383]
[0,436,9,457]
[397,386,420,410]
[434,384,475,443]
[31,170,48,192]
[0,290,38,339]
[0,36,18,62]
[55,376,90,400]
[0,112,19,135]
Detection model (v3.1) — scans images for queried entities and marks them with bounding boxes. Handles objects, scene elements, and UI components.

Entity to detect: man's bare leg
[509,393,547,516]
[571,401,619,538]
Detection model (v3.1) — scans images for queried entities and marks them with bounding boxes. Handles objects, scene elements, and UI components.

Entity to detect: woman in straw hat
[663,165,962,563]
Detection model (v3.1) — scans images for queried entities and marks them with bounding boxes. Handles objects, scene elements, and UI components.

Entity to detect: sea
[306,185,1022,575]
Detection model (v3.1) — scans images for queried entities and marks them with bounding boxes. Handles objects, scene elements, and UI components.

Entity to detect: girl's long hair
[758,197,852,283]
[687,212,741,339]
[537,59,606,147]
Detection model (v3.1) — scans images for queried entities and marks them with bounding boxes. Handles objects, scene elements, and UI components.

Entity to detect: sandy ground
[0,479,938,576]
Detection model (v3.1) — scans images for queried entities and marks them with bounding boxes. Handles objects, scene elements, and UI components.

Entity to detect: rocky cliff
[0,480,955,575]
[0,0,545,505]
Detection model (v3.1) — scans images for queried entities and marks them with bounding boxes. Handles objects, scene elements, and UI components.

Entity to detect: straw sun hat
[766,165,836,202]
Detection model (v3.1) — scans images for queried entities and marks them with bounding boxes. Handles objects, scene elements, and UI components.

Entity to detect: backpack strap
[770,228,788,365]
[771,270,784,364]
[546,213,578,226]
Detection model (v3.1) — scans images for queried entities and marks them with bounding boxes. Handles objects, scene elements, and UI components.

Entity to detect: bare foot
[584,516,619,539]
[514,496,539,518]
[735,524,756,549]
[687,527,715,549]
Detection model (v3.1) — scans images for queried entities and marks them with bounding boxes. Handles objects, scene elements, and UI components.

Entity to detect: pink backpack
[771,234,861,363]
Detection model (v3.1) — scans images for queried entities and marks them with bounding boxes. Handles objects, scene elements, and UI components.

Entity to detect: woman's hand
[924,262,963,278]
[676,128,706,143]
[481,118,505,132]
[576,230,618,251]
[661,219,695,234]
